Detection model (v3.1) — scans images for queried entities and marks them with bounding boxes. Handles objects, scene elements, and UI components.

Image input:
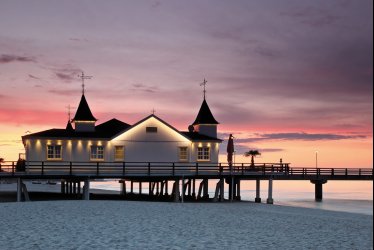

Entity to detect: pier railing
[0,161,372,180]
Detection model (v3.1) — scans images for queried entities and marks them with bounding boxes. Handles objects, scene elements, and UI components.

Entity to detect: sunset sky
[0,0,372,167]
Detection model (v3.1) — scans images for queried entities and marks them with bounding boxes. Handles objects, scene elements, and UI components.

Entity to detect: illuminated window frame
[179,147,188,162]
[91,145,104,161]
[197,146,210,161]
[114,146,125,161]
[47,145,62,160]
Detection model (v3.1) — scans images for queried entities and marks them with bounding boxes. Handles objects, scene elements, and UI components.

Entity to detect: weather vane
[78,71,92,95]
[66,104,74,121]
[200,78,207,99]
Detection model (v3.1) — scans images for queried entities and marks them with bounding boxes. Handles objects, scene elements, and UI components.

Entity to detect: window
[197,147,210,161]
[114,146,125,161]
[91,146,104,160]
[146,127,157,133]
[47,145,62,160]
[179,147,188,161]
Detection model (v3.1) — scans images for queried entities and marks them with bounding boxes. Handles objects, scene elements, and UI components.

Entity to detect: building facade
[22,93,222,164]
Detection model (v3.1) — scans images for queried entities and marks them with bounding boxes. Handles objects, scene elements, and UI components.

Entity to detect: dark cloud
[48,89,78,96]
[69,38,89,42]
[28,74,40,80]
[260,148,284,153]
[280,6,342,27]
[131,83,159,93]
[237,132,367,143]
[0,54,36,63]
[49,65,82,83]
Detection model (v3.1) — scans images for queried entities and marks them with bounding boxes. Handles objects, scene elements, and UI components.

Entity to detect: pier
[0,161,372,202]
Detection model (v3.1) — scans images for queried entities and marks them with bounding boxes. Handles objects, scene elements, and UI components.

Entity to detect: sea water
[90,180,373,215]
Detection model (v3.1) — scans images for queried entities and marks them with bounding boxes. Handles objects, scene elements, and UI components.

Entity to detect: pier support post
[255,179,261,203]
[139,182,142,195]
[192,179,196,199]
[61,180,65,194]
[174,179,180,202]
[120,180,126,196]
[220,178,224,202]
[181,178,185,203]
[311,179,327,202]
[230,177,234,202]
[203,179,209,199]
[17,178,22,202]
[83,179,90,200]
[236,179,241,201]
[266,178,273,204]
[165,180,168,195]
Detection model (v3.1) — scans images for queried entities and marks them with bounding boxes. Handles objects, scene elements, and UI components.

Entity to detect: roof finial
[200,78,207,100]
[78,71,92,95]
[151,108,156,115]
[66,104,74,121]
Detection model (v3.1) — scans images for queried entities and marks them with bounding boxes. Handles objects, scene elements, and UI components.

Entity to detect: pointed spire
[72,94,97,121]
[192,99,219,125]
[66,120,74,131]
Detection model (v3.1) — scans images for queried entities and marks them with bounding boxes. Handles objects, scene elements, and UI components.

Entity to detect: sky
[0,0,372,167]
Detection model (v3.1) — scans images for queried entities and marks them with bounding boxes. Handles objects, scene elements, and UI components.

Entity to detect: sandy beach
[0,199,372,250]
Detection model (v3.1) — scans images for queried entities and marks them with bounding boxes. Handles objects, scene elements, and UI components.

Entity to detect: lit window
[115,146,125,161]
[146,127,157,133]
[197,147,210,161]
[91,146,104,160]
[47,145,62,160]
[179,147,188,161]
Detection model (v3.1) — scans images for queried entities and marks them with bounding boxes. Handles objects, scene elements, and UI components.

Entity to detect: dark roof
[72,95,97,121]
[65,121,73,131]
[181,132,222,142]
[22,119,130,140]
[192,99,219,125]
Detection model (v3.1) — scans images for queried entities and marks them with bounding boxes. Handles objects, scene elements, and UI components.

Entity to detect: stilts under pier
[1,162,371,203]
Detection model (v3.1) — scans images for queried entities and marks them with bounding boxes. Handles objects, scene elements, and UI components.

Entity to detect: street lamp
[315,151,318,168]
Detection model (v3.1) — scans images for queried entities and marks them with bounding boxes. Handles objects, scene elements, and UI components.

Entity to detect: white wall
[24,117,221,163]
[112,116,192,162]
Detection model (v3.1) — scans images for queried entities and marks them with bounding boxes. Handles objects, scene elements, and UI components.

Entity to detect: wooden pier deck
[1,161,372,203]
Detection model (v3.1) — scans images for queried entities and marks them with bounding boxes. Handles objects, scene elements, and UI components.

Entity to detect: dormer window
[146,127,157,133]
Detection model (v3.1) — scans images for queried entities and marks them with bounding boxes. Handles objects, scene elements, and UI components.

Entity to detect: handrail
[0,161,372,178]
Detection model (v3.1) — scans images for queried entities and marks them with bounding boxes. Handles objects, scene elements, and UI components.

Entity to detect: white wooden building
[22,93,222,164]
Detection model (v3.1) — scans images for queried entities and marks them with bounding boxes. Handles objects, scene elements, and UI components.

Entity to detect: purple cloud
[0,54,36,63]
[49,65,82,83]
[131,83,159,93]
[28,74,40,80]
[237,132,367,143]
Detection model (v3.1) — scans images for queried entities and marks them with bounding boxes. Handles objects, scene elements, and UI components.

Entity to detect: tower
[72,94,97,132]
[192,79,219,138]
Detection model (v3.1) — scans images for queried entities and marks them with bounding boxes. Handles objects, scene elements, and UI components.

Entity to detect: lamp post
[315,151,318,168]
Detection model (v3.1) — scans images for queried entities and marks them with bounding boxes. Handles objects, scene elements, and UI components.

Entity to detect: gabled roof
[114,114,192,141]
[22,119,130,140]
[192,99,219,125]
[72,95,97,121]
[113,114,221,142]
